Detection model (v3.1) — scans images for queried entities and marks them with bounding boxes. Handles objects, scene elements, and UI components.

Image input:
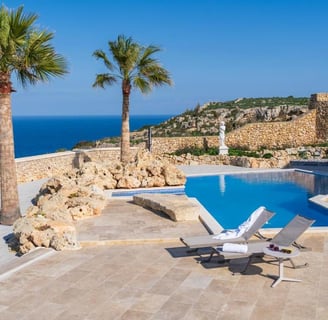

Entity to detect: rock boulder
[13,150,186,254]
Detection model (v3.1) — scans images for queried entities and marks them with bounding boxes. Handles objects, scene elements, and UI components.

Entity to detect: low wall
[150,136,218,154]
[16,148,137,183]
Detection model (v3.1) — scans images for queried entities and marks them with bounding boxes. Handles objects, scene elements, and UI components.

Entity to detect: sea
[12,115,173,158]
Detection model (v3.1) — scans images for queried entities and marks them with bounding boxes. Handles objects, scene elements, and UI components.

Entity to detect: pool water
[185,171,328,228]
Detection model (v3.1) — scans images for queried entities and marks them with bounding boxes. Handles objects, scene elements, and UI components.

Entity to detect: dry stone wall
[16,148,134,183]
[311,93,328,141]
[225,109,317,150]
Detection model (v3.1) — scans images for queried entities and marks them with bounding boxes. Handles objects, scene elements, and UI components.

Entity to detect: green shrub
[298,151,308,159]
[262,153,273,159]
[173,146,218,156]
[131,139,144,145]
[228,149,260,158]
[317,142,328,147]
[73,141,95,149]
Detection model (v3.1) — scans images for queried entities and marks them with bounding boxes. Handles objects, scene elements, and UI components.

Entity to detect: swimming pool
[185,170,328,228]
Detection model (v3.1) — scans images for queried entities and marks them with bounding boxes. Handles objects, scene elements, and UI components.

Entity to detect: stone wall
[311,93,328,141]
[16,148,138,183]
[150,136,218,155]
[225,109,317,150]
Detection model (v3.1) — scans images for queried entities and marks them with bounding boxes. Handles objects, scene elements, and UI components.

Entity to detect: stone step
[133,193,200,222]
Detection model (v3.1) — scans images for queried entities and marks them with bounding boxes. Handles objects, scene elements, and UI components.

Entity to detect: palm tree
[92,35,172,163]
[0,6,67,225]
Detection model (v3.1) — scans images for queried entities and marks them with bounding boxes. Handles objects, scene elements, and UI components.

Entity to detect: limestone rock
[13,216,79,254]
[141,176,166,188]
[66,194,106,220]
[133,194,199,222]
[163,164,187,186]
[117,176,142,189]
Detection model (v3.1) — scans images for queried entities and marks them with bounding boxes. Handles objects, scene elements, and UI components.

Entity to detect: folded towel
[212,206,266,240]
[212,229,239,240]
[236,206,265,235]
[222,243,248,253]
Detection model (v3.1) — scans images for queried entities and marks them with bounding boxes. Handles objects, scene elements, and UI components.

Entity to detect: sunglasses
[269,243,279,251]
[268,244,292,254]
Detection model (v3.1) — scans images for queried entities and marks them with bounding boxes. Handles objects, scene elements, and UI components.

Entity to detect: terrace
[0,165,327,319]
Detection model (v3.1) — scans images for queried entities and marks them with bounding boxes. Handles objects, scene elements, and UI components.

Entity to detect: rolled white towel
[222,243,248,254]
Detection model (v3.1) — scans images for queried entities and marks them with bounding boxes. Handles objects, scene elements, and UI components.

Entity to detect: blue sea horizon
[13,115,173,158]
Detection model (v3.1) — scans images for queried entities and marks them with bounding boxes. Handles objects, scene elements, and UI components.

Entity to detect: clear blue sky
[6,0,328,116]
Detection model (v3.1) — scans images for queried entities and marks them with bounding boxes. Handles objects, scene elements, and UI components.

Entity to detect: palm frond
[13,29,67,87]
[92,73,117,88]
[141,65,173,86]
[92,49,114,71]
[9,6,37,47]
[0,6,67,87]
[109,35,140,78]
[133,77,151,94]
[0,6,10,50]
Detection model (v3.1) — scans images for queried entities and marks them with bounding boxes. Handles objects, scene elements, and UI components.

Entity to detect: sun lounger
[180,206,275,250]
[206,214,315,274]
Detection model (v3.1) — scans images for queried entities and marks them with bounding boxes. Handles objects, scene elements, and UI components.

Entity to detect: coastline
[13,114,173,158]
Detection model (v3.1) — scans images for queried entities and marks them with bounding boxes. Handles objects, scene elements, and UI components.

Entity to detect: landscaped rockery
[13,150,186,254]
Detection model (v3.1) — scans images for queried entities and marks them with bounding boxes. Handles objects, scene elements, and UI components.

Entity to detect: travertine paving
[0,199,328,320]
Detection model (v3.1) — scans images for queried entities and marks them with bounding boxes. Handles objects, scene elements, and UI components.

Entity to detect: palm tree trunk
[121,80,131,164]
[0,82,21,225]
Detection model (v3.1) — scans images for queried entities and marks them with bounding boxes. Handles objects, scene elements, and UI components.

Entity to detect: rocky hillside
[74,96,310,148]
[135,96,309,138]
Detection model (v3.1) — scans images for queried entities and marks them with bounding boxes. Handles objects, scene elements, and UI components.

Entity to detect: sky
[4,0,328,116]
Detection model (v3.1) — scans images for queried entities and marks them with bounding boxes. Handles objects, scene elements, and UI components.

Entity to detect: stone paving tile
[130,292,170,313]
[85,301,128,320]
[22,302,66,320]
[250,305,284,320]
[148,278,181,296]
[218,300,256,319]
[170,286,203,305]
[151,300,193,320]
[180,271,213,289]
[183,308,220,320]
[193,290,229,313]
[119,309,154,320]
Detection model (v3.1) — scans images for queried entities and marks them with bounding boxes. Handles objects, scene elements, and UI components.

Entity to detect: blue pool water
[185,170,328,228]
